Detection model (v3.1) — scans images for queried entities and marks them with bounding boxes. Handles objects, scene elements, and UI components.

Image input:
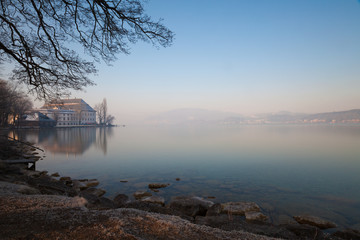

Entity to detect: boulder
[206,203,222,216]
[59,176,71,182]
[148,183,170,189]
[81,187,106,197]
[221,202,260,215]
[51,172,60,177]
[113,194,130,207]
[168,196,214,217]
[245,211,269,222]
[293,215,337,229]
[141,196,165,206]
[79,179,99,188]
[332,228,360,239]
[133,191,152,200]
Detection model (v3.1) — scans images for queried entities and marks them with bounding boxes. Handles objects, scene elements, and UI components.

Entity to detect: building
[15,112,57,128]
[39,99,96,126]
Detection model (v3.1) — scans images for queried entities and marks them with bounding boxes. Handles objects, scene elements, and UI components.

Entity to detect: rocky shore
[1,137,360,239]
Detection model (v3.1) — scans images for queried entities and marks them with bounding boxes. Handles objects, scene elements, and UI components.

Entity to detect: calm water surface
[13,125,360,228]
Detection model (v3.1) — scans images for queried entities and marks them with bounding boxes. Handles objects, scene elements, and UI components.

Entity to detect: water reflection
[11,127,114,155]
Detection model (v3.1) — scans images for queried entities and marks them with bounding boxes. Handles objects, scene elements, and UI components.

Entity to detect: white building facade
[39,99,96,127]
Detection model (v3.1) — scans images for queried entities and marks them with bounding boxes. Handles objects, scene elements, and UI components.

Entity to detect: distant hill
[144,108,360,125]
[302,109,360,123]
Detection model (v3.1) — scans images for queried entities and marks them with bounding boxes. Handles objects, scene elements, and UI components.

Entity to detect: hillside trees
[0,0,174,99]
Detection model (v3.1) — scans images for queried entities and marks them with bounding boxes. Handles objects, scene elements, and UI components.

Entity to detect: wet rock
[72,180,87,191]
[285,223,325,240]
[113,194,130,207]
[141,196,165,206]
[24,170,42,178]
[79,179,99,188]
[133,191,152,200]
[175,178,181,181]
[27,176,77,197]
[81,187,106,197]
[59,176,71,181]
[51,172,60,177]
[168,196,214,217]
[245,211,269,222]
[332,228,360,239]
[148,183,170,189]
[206,203,222,216]
[293,215,337,229]
[221,202,261,215]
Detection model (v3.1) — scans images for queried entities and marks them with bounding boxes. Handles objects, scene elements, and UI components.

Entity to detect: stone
[175,178,181,181]
[51,172,60,177]
[293,215,337,229]
[0,181,40,195]
[221,202,260,215]
[206,203,222,216]
[60,176,71,181]
[245,211,269,222]
[148,183,170,189]
[79,179,100,188]
[168,196,214,217]
[113,194,130,207]
[141,196,165,206]
[285,224,325,240]
[81,187,106,197]
[332,228,360,239]
[133,191,152,200]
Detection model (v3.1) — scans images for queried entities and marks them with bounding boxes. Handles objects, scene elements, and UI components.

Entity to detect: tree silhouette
[0,0,174,99]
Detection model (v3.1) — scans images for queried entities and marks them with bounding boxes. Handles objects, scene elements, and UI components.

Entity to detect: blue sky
[61,0,360,123]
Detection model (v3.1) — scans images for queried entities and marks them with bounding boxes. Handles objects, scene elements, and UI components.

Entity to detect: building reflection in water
[10,127,114,156]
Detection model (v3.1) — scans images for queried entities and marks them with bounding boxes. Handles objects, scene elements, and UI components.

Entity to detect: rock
[60,176,71,181]
[113,194,130,207]
[51,172,60,177]
[141,196,165,206]
[27,176,78,197]
[285,223,325,240]
[245,211,269,222]
[81,187,106,197]
[293,215,337,229]
[79,179,99,188]
[206,203,222,216]
[0,181,40,195]
[221,202,260,215]
[175,178,181,181]
[133,191,152,200]
[332,228,360,239]
[39,171,48,176]
[120,180,128,183]
[24,170,42,178]
[148,183,170,189]
[168,196,214,217]
[72,180,88,191]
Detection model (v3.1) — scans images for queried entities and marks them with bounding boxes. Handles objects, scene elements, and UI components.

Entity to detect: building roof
[41,98,96,112]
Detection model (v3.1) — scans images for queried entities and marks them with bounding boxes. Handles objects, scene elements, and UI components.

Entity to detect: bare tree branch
[0,0,174,100]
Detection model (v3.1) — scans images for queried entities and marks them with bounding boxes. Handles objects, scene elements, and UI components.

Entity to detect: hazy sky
[40,0,360,123]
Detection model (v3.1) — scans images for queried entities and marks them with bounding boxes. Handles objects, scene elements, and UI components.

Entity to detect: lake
[11,125,360,228]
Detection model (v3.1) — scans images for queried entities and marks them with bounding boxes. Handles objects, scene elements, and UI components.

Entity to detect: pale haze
[42,0,360,123]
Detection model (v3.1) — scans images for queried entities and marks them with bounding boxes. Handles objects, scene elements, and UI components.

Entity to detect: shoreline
[1,137,359,239]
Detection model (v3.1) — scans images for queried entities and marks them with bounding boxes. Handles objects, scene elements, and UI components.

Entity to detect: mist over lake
[13,124,360,228]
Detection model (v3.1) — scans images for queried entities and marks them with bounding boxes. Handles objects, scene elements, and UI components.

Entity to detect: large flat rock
[0,192,278,240]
